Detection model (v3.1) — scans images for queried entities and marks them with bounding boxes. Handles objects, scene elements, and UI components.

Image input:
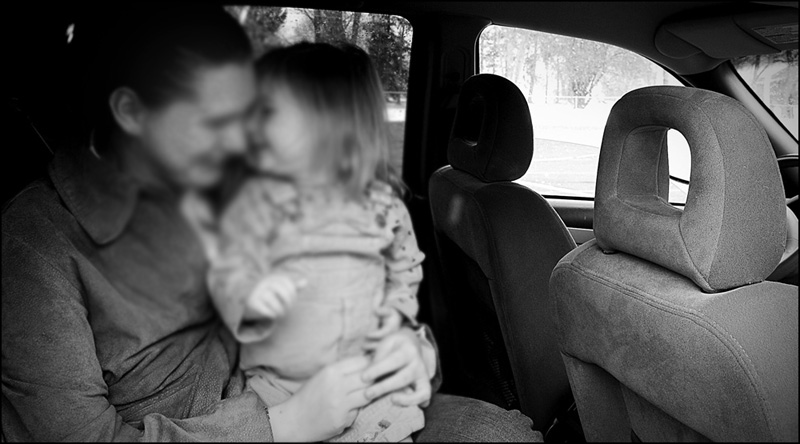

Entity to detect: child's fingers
[248,273,305,319]
[271,278,293,301]
[251,294,280,318]
[271,291,293,317]
[267,290,289,315]
[274,277,300,306]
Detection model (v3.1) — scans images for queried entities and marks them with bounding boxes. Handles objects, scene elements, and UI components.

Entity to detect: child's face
[248,83,328,185]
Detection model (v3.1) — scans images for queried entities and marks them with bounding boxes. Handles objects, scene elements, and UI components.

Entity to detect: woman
[1,4,541,441]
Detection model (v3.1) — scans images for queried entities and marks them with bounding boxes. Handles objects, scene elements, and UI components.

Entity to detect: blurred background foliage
[226,6,412,94]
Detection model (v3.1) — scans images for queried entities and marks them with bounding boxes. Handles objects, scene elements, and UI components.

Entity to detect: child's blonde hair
[255,42,405,199]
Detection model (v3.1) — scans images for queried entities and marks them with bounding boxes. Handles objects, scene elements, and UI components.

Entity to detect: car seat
[550,86,798,441]
[428,73,577,433]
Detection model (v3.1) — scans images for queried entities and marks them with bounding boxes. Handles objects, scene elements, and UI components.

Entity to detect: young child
[207,42,428,442]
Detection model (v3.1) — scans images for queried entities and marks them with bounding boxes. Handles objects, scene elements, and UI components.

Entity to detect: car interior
[5,1,798,442]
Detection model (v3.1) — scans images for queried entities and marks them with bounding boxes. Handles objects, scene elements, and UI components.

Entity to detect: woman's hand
[268,355,373,442]
[362,327,433,408]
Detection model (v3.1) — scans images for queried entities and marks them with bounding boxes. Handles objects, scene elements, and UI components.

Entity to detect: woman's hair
[255,42,405,199]
[75,4,252,150]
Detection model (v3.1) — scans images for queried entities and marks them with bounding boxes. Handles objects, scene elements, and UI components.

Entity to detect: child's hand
[366,306,403,340]
[244,273,307,320]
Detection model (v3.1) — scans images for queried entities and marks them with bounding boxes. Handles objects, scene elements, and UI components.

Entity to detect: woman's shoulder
[2,177,84,286]
[2,177,62,239]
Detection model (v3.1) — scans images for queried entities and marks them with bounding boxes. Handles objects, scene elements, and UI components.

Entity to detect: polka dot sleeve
[382,195,425,324]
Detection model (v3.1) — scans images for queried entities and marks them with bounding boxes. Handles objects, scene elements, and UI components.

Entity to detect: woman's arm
[1,234,273,442]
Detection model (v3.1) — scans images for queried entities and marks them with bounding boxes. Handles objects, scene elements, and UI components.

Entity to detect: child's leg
[328,390,425,443]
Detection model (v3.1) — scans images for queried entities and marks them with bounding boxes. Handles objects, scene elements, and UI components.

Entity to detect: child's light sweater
[208,176,425,378]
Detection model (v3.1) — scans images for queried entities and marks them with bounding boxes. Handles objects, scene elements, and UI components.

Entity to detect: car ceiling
[262,0,799,75]
[6,0,797,135]
[9,2,798,78]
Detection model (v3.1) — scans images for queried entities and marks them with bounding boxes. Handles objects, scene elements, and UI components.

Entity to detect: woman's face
[248,82,331,186]
[137,62,257,190]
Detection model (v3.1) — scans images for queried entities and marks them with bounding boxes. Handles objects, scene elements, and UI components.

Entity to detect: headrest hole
[667,129,691,206]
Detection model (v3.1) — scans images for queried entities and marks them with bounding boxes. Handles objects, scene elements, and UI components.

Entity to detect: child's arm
[208,179,291,343]
[364,190,440,407]
[381,196,425,325]
[379,195,439,373]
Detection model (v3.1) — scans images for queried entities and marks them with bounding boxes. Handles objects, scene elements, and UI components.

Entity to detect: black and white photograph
[3,1,797,442]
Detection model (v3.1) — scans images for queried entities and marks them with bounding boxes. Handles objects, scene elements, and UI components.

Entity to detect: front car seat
[551,86,798,441]
[429,73,577,432]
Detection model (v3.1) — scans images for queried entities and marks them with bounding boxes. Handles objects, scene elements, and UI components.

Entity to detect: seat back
[550,86,798,441]
[429,73,577,432]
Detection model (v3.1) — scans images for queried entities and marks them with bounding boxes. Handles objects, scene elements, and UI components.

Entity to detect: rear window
[226,6,412,174]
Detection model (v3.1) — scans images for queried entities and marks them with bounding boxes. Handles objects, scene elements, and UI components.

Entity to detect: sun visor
[656,7,797,60]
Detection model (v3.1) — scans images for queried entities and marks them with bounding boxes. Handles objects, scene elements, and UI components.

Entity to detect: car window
[479,25,690,204]
[732,49,798,140]
[225,6,412,174]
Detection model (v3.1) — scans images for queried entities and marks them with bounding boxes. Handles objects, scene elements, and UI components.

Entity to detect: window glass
[479,25,689,204]
[732,49,798,139]
[667,129,690,203]
[226,6,412,173]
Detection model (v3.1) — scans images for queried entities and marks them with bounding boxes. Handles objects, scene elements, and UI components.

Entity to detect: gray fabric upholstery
[552,86,798,442]
[553,242,798,441]
[595,86,786,292]
[429,73,576,432]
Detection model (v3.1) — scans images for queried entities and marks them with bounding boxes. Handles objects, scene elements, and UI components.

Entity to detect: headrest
[595,86,786,292]
[448,74,533,182]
